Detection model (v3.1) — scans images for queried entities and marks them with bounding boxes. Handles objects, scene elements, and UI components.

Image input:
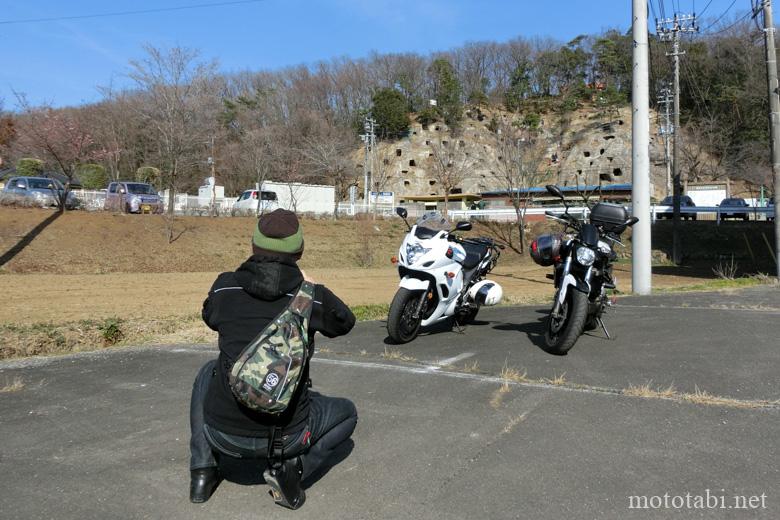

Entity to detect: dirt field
[0,206,767,326]
[0,262,729,325]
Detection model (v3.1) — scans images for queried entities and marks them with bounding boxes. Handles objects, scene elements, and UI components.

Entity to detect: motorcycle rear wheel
[544,288,588,355]
[387,288,425,344]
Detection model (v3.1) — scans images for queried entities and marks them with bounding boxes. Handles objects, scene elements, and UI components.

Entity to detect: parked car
[656,195,697,220]
[1,176,78,209]
[718,197,750,221]
[104,181,163,214]
[231,189,278,215]
[768,197,775,222]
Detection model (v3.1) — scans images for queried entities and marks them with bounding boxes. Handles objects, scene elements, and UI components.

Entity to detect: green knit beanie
[252,209,304,255]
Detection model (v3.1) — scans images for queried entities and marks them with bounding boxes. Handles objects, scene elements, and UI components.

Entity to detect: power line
[700,0,739,31]
[0,0,267,25]
[701,9,753,34]
[698,0,715,17]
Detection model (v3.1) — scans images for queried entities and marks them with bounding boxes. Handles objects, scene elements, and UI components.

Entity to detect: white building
[261,181,335,215]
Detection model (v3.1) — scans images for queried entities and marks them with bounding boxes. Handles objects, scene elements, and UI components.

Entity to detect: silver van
[104,181,163,214]
[1,176,78,209]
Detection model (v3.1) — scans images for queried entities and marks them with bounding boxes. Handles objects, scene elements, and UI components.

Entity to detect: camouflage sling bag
[228,281,315,414]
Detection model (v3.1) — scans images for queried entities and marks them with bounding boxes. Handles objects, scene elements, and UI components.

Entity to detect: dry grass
[380,347,417,362]
[461,360,480,373]
[499,361,529,383]
[0,376,24,393]
[622,382,779,409]
[489,383,511,409]
[623,381,677,399]
[544,372,567,386]
[679,386,776,409]
[712,255,739,280]
[0,315,212,360]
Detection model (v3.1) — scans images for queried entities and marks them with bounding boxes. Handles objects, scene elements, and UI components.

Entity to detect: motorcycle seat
[460,241,489,269]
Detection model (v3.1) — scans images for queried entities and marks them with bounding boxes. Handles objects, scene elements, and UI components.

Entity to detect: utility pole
[359,116,376,211]
[657,13,697,265]
[632,0,652,295]
[208,135,217,217]
[755,0,780,277]
[657,85,674,197]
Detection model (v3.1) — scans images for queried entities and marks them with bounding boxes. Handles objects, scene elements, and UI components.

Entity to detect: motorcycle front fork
[412,289,430,320]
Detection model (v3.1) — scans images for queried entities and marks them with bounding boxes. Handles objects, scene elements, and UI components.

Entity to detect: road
[0,285,778,519]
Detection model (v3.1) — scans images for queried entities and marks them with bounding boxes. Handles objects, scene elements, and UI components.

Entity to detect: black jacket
[202,255,355,437]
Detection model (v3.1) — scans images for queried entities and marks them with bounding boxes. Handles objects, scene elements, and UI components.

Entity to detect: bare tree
[301,128,359,218]
[13,96,111,211]
[492,122,550,253]
[0,100,15,168]
[370,144,397,217]
[127,45,217,238]
[428,139,474,218]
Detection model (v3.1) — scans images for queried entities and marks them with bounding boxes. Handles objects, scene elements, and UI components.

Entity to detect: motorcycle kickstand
[452,317,465,334]
[596,317,612,340]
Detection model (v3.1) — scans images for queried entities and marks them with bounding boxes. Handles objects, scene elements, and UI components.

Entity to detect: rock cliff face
[353,104,668,202]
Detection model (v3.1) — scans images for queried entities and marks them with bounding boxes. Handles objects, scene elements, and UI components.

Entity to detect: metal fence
[58,191,778,224]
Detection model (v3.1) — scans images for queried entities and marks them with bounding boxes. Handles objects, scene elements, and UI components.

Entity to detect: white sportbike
[387,208,504,344]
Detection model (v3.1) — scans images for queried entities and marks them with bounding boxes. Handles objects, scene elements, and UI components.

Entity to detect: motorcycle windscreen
[580,224,599,247]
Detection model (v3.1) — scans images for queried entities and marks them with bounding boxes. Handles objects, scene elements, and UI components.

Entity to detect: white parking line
[435,352,475,367]
[313,357,605,395]
[618,304,780,314]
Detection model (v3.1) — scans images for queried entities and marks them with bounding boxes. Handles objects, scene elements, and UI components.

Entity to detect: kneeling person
[189,209,357,509]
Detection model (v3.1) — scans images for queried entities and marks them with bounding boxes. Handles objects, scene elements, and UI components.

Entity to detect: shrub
[77,163,108,189]
[16,158,44,177]
[99,318,124,346]
[136,166,161,186]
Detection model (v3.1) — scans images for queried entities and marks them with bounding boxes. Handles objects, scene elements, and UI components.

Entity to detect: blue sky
[0,0,749,107]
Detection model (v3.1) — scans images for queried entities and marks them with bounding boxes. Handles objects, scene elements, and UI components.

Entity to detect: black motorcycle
[530,185,639,354]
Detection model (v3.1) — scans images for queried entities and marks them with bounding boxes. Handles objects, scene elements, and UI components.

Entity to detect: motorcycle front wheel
[387,288,425,344]
[544,288,588,355]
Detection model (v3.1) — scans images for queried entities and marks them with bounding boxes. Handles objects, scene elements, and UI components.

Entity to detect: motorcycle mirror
[627,216,639,226]
[455,221,472,231]
[396,207,408,219]
[545,184,565,200]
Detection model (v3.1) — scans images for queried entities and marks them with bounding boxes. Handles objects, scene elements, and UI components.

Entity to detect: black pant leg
[189,359,219,470]
[301,394,358,480]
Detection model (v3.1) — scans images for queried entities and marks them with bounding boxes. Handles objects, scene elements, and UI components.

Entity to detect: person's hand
[300,269,316,283]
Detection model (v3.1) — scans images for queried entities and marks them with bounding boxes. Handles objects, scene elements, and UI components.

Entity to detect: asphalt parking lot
[0,286,778,519]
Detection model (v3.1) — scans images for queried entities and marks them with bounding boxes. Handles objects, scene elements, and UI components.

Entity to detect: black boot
[190,467,222,503]
[263,456,305,510]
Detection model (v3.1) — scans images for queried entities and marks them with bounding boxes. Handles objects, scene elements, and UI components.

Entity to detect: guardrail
[448,206,592,222]
[447,205,775,225]
[650,205,775,224]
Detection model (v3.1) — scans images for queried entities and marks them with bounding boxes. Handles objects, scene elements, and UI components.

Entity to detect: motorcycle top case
[530,233,563,266]
[589,203,629,232]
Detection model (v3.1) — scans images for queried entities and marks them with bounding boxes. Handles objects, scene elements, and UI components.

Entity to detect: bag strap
[288,280,315,320]
[267,426,284,465]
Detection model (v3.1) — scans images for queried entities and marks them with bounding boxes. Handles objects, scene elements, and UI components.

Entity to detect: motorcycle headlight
[597,240,612,255]
[405,243,431,264]
[576,246,596,266]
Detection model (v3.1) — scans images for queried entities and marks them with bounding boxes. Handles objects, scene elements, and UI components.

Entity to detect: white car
[232,189,278,215]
